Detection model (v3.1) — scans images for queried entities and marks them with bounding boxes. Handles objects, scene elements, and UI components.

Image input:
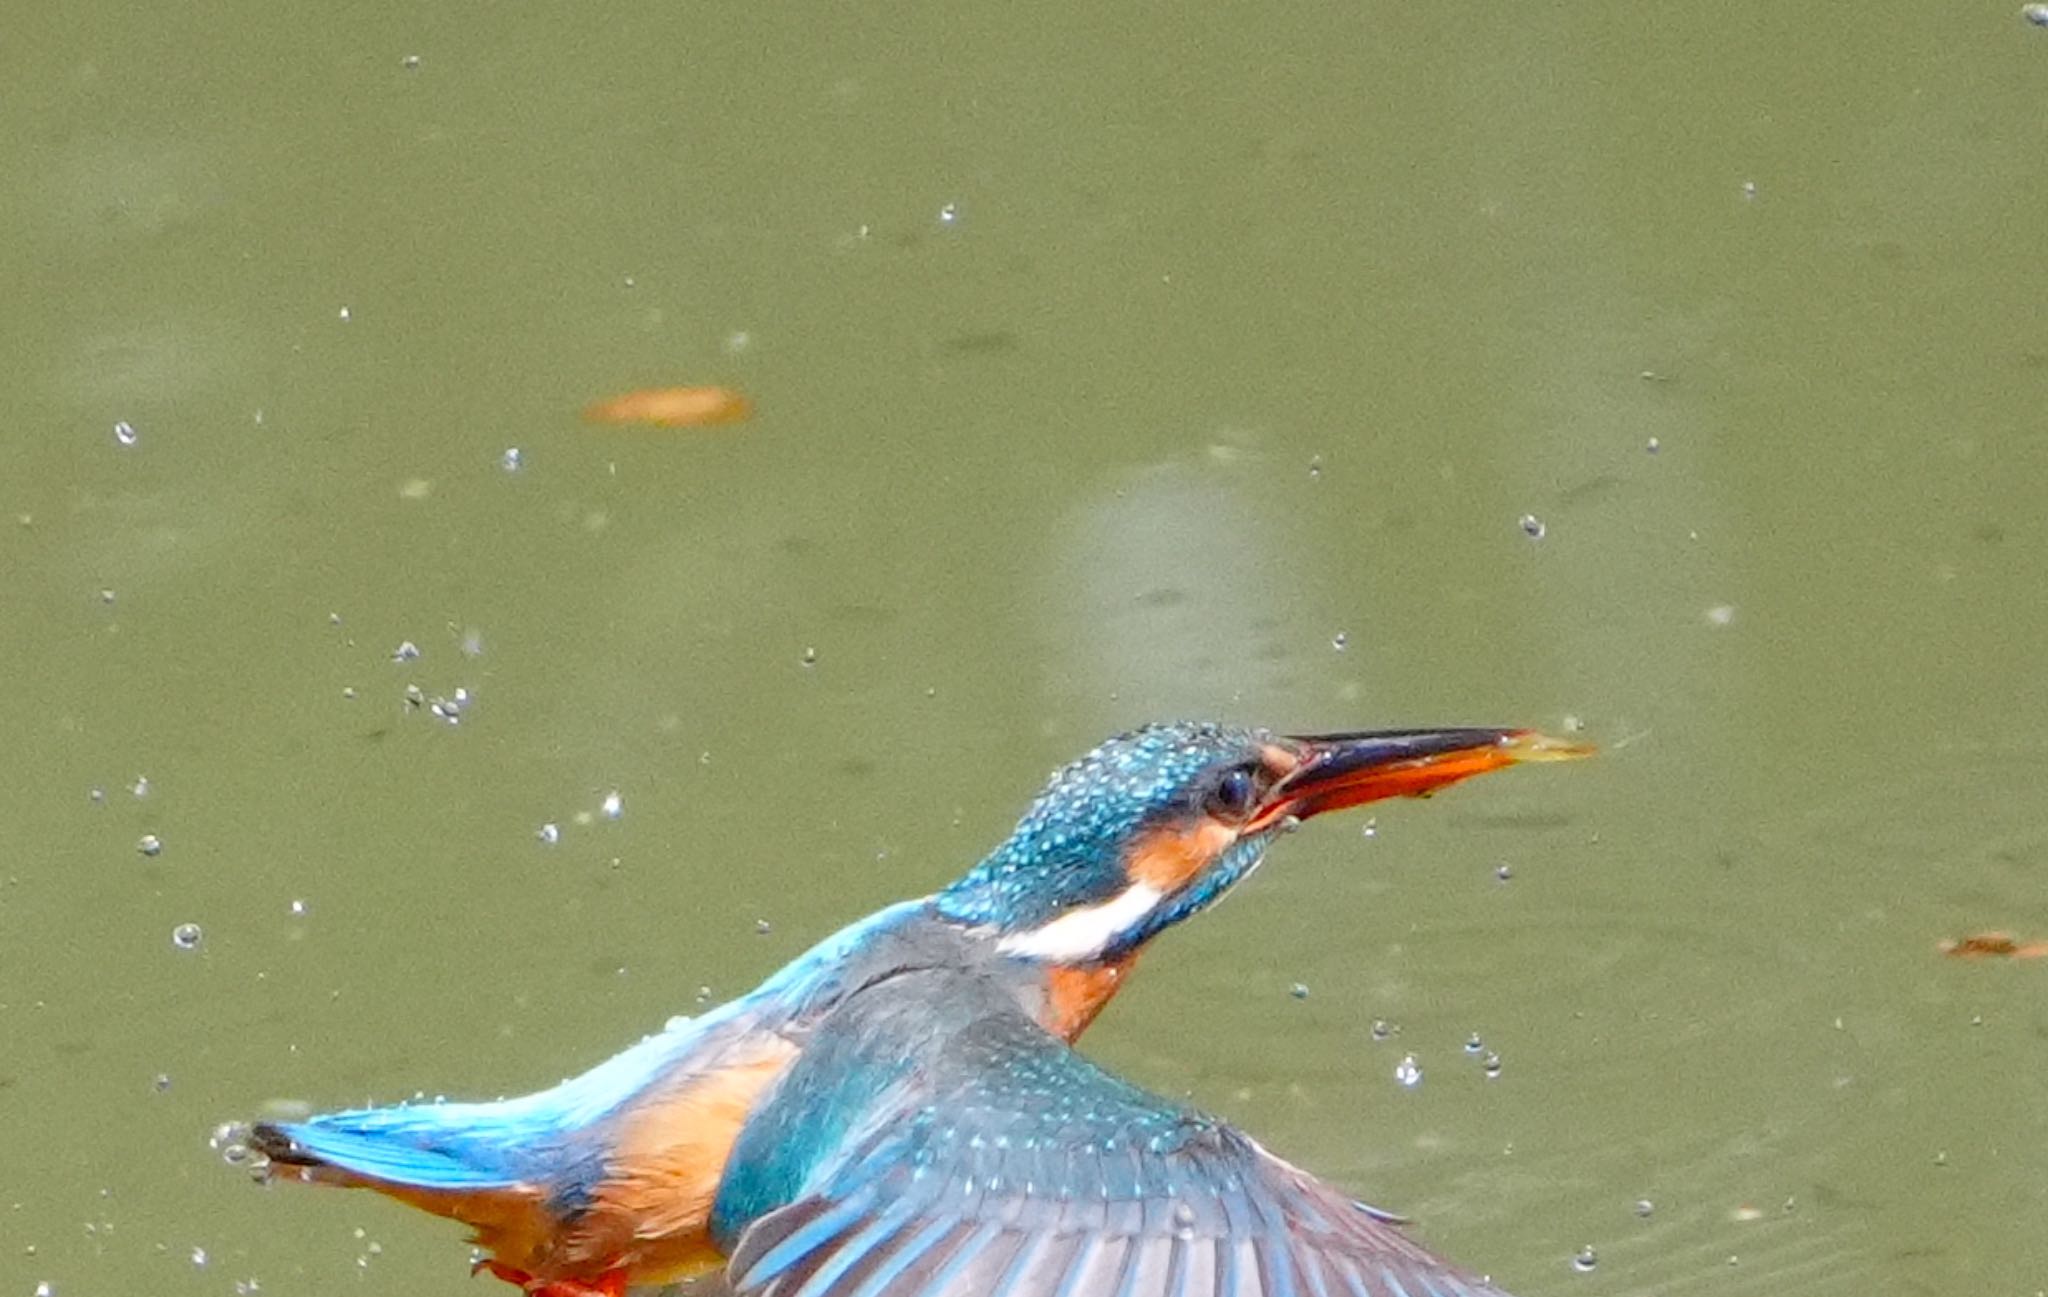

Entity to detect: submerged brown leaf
[583,386,751,428]
[1938,931,2048,960]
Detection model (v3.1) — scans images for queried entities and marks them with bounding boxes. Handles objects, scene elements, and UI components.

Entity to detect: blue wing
[711,968,1517,1297]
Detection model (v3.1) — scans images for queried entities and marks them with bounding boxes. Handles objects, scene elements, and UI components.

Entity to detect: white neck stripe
[995,884,1165,961]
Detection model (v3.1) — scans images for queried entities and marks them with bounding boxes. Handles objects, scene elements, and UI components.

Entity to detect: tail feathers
[254,1118,525,1190]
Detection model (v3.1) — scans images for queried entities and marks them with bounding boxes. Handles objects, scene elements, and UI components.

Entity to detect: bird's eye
[1206,765,1261,820]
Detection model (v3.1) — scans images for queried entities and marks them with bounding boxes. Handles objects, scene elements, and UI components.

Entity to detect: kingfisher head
[936,721,1588,965]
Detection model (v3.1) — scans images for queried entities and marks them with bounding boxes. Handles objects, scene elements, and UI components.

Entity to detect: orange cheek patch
[1124,821,1236,892]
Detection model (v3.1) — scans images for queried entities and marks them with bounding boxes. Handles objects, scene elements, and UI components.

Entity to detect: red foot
[474,1259,628,1297]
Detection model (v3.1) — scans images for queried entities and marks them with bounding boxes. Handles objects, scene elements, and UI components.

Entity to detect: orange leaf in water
[583,386,752,428]
[1939,931,2048,960]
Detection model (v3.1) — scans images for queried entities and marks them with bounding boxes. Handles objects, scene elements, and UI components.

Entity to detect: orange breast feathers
[538,1033,800,1286]
[1041,957,1138,1040]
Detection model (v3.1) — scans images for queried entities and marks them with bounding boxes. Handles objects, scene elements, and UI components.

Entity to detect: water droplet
[1519,513,1547,540]
[1572,1245,1597,1272]
[113,420,138,447]
[1331,632,1348,651]
[171,923,203,951]
[500,447,522,472]
[1290,983,1310,1000]
[600,791,623,820]
[1370,1019,1397,1042]
[1393,1054,1422,1088]
[137,834,163,857]
[1634,1198,1655,1218]
[1494,863,1513,882]
[1464,1032,1483,1054]
[800,646,818,667]
[391,640,420,662]
[536,822,560,846]
[1483,1051,1503,1079]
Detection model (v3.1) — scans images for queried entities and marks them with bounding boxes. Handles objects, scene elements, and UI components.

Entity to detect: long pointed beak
[1248,728,1592,831]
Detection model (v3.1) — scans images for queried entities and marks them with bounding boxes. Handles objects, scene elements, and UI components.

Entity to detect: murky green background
[7,2,2048,1294]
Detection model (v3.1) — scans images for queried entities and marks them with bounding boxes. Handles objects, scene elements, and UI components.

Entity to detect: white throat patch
[995,883,1166,961]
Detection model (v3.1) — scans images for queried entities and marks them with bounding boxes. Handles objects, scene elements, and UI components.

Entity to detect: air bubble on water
[1519,514,1546,540]
[1393,1055,1422,1088]
[461,628,485,658]
[191,1246,209,1268]
[1360,817,1377,839]
[35,1283,54,1297]
[338,306,352,321]
[210,1122,256,1168]
[1308,455,1322,480]
[403,684,424,709]
[99,589,116,605]
[1495,863,1513,882]
[1331,632,1348,651]
[2026,3,2048,26]
[1646,437,1661,453]
[89,786,106,805]
[114,420,139,447]
[288,899,309,918]
[1290,983,1310,1000]
[754,919,772,935]
[600,791,623,820]
[1705,604,1736,626]
[500,448,522,473]
[391,640,420,663]
[235,1280,262,1296]
[152,1073,172,1093]
[1572,1245,1597,1272]
[1464,1032,1483,1054]
[695,985,713,1003]
[1634,1199,1655,1219]
[171,923,203,951]
[1483,1051,1503,1079]
[801,646,818,667]
[536,823,560,846]
[937,202,960,226]
[137,834,162,857]
[1370,1019,1397,1042]
[131,775,150,798]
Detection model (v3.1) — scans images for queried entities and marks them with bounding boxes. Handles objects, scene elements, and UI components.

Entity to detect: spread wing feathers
[721,974,1515,1297]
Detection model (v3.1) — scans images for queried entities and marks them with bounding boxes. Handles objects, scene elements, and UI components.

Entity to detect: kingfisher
[250,722,1589,1297]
